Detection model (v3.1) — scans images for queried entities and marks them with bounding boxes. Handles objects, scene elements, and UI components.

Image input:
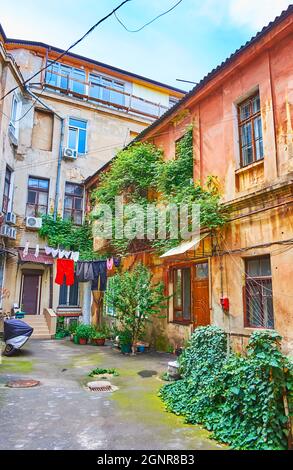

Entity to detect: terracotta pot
[79,337,87,345]
[92,338,106,346]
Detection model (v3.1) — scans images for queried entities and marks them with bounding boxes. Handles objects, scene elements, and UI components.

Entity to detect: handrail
[43,70,169,119]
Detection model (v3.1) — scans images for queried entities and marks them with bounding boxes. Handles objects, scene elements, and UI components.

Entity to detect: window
[169,96,179,108]
[244,256,274,329]
[2,167,12,214]
[238,93,264,167]
[45,61,86,95]
[9,94,22,138]
[68,118,87,154]
[89,73,125,107]
[172,267,191,323]
[26,177,49,217]
[59,275,79,307]
[64,182,84,225]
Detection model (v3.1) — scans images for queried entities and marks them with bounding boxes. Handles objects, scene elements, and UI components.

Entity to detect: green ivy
[91,129,227,255]
[159,326,293,450]
[39,215,100,261]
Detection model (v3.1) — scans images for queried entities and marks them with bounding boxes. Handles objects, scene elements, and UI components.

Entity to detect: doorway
[193,262,210,327]
[20,271,42,315]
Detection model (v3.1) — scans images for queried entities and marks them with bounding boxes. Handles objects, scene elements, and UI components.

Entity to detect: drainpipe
[53,118,65,221]
[25,87,64,220]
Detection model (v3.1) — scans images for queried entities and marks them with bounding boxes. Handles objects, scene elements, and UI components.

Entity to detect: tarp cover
[4,320,33,341]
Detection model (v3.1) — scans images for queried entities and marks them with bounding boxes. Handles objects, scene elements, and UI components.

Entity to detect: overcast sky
[1,0,290,90]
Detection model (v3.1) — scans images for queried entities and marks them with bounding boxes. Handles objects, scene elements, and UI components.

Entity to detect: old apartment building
[0,24,184,337]
[89,7,293,353]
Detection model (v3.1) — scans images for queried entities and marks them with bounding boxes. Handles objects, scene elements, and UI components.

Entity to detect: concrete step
[24,315,51,339]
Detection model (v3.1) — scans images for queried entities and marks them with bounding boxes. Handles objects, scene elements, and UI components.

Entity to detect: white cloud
[197,0,290,31]
[229,0,290,31]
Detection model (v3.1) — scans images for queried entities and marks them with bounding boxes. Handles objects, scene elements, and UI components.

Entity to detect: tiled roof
[18,250,54,265]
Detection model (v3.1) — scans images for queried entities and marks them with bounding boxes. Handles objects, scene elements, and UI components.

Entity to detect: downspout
[25,87,65,221]
[54,118,65,220]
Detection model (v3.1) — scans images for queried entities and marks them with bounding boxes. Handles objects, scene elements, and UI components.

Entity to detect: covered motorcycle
[3,319,34,356]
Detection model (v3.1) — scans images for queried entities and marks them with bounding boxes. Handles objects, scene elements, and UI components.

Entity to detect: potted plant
[75,324,92,345]
[91,330,107,346]
[118,329,132,354]
[106,264,168,355]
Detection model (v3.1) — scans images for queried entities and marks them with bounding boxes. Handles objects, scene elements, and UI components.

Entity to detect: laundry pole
[82,283,92,325]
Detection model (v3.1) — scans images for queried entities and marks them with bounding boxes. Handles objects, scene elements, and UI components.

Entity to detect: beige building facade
[0,25,184,336]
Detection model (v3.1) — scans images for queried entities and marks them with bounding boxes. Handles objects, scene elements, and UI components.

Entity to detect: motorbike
[3,319,34,356]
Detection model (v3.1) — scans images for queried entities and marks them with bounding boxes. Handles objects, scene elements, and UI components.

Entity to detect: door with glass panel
[193,262,210,327]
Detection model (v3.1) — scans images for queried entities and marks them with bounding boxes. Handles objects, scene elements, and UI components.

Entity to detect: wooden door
[193,262,210,327]
[21,273,41,315]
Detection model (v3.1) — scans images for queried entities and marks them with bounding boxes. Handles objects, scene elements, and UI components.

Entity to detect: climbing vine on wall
[91,128,227,255]
[159,326,293,450]
[39,215,100,261]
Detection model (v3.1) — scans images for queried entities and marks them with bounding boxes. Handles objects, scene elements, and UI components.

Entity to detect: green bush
[75,323,94,340]
[159,326,293,450]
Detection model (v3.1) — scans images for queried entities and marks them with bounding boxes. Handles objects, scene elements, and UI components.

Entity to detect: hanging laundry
[58,250,66,259]
[45,246,52,256]
[91,260,107,292]
[52,248,59,258]
[55,259,75,286]
[23,241,29,258]
[114,257,121,268]
[107,258,114,271]
[76,261,95,282]
[64,251,71,259]
[34,245,40,258]
[70,251,80,262]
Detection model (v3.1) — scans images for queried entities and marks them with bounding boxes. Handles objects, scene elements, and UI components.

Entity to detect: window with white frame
[9,94,22,139]
[45,61,86,95]
[89,73,125,107]
[68,118,87,154]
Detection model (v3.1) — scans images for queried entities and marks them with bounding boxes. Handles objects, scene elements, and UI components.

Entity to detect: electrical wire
[0,0,133,102]
[114,0,184,33]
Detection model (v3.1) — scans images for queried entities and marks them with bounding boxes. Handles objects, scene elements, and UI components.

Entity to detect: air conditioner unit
[0,224,11,237]
[26,217,43,230]
[63,147,77,160]
[5,212,17,225]
[8,227,17,240]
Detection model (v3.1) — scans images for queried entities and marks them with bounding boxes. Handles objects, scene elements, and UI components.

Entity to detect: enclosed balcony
[42,61,172,120]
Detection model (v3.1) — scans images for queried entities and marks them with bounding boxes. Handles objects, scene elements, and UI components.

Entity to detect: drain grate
[87,380,117,393]
[6,380,40,389]
[138,370,157,378]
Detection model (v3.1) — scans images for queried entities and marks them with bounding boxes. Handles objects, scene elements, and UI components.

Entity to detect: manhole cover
[87,381,118,393]
[6,380,40,389]
[138,370,157,378]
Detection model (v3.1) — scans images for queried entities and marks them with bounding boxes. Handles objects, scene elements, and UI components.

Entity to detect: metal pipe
[54,117,65,220]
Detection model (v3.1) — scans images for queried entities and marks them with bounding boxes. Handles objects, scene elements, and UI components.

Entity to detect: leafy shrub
[159,326,293,450]
[75,323,94,340]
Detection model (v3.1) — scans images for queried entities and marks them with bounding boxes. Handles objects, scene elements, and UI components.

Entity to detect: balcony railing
[42,70,170,120]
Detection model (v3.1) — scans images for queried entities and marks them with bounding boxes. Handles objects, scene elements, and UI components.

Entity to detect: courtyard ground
[0,340,223,450]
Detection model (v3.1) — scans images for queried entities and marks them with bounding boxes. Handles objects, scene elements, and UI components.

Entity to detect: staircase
[24,315,52,340]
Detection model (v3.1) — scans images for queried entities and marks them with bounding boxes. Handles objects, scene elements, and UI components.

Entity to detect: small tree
[106,263,168,353]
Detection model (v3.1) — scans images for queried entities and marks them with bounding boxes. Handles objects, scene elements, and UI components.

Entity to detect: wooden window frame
[238,92,263,168]
[2,166,12,214]
[243,256,274,329]
[26,176,50,217]
[171,266,192,325]
[63,182,84,226]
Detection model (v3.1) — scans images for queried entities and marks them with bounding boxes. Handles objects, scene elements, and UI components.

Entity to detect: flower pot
[92,338,106,346]
[73,335,79,345]
[79,337,87,345]
[120,343,132,354]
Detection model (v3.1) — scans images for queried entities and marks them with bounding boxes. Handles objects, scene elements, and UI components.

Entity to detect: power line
[0,0,133,102]
[114,0,184,33]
